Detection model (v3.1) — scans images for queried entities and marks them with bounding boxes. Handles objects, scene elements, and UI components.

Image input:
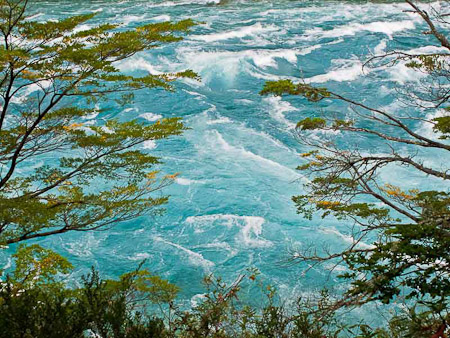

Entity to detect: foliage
[0,250,448,338]
[6,243,73,288]
[0,258,176,338]
[433,116,450,139]
[260,80,330,102]
[295,117,326,131]
[0,0,198,245]
[260,0,450,324]
[1,0,449,336]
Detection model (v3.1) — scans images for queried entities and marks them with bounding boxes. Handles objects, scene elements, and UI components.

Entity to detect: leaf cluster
[0,0,198,244]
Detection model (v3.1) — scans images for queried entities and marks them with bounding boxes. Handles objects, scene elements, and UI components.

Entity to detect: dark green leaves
[0,1,196,245]
[433,116,450,139]
[296,117,326,130]
[260,80,330,102]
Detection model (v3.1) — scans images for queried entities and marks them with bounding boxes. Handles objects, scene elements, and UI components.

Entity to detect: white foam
[152,15,170,22]
[153,236,214,269]
[206,116,232,124]
[175,177,205,185]
[64,233,102,257]
[116,56,163,75]
[100,126,114,134]
[209,130,300,179]
[175,177,192,185]
[25,13,43,20]
[234,99,254,105]
[416,108,449,140]
[263,96,297,128]
[374,40,387,55]
[323,262,347,272]
[186,214,272,248]
[183,89,207,99]
[128,253,151,261]
[190,23,279,42]
[319,227,375,250]
[240,216,272,248]
[191,293,207,308]
[210,116,293,152]
[186,214,238,227]
[73,24,92,34]
[385,62,427,84]
[406,45,449,54]
[143,140,157,149]
[251,49,298,69]
[150,0,221,6]
[176,46,314,80]
[120,15,146,26]
[2,258,11,271]
[372,45,447,84]
[308,60,366,83]
[11,80,52,103]
[305,19,415,40]
[364,20,415,38]
[192,241,238,257]
[82,110,99,120]
[140,112,163,121]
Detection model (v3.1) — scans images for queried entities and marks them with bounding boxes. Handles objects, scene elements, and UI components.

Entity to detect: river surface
[8,0,447,320]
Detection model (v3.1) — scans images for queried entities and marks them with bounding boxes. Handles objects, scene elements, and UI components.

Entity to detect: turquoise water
[6,0,447,316]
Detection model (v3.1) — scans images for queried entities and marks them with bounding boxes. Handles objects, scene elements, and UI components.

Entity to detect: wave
[143,140,157,149]
[405,45,449,54]
[151,14,171,21]
[374,45,449,84]
[304,19,415,40]
[373,40,387,55]
[251,49,298,69]
[25,12,44,20]
[153,236,215,270]
[175,177,205,185]
[385,62,427,84]
[139,112,163,122]
[146,0,222,7]
[183,89,207,99]
[10,80,52,104]
[72,24,93,34]
[176,45,318,78]
[416,108,449,141]
[115,56,163,75]
[63,233,103,258]
[319,227,374,250]
[225,117,294,152]
[186,214,241,227]
[128,252,151,261]
[186,214,272,248]
[2,258,11,270]
[118,14,146,26]
[308,60,366,83]
[174,42,323,83]
[190,293,207,308]
[240,216,272,248]
[206,116,232,124]
[263,96,297,128]
[190,22,279,42]
[192,241,238,257]
[208,130,301,180]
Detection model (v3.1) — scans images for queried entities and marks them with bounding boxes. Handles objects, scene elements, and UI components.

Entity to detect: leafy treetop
[0,0,198,245]
[261,0,450,316]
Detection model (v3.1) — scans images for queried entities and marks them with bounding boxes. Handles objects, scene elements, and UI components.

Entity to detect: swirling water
[7,0,447,320]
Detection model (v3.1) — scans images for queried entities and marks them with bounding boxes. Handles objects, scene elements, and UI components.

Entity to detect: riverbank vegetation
[0,0,448,337]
